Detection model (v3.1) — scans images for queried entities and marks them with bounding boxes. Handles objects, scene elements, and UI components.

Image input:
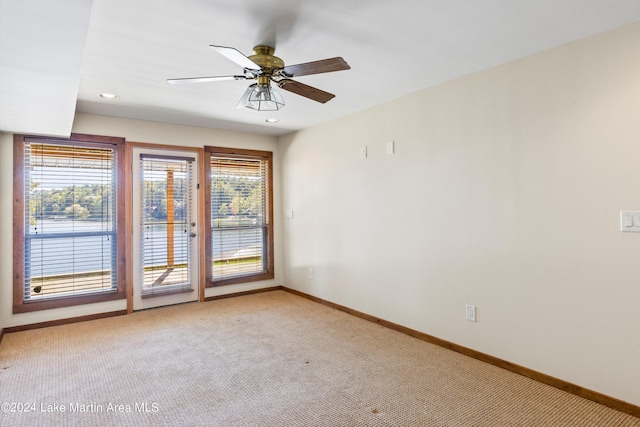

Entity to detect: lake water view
[28,220,262,277]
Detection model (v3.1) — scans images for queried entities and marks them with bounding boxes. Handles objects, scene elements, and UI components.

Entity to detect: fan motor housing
[249,45,284,73]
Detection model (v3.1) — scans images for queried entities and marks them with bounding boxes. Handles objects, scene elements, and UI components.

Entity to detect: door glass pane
[140,156,193,295]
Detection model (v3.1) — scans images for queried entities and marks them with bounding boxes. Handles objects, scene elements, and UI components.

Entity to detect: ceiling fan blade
[278,79,335,103]
[210,45,261,70]
[281,57,350,78]
[167,75,247,84]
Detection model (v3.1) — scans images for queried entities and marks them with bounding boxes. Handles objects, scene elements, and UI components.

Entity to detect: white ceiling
[2,0,640,137]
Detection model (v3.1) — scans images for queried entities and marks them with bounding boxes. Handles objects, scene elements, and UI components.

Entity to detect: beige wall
[0,114,281,328]
[279,22,640,405]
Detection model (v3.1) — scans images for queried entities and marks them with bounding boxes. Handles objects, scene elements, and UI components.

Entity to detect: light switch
[360,146,367,159]
[286,209,293,219]
[625,215,634,227]
[386,140,395,154]
[620,211,640,232]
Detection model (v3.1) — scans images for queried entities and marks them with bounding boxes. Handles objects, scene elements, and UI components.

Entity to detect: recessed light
[265,118,279,123]
[98,93,119,100]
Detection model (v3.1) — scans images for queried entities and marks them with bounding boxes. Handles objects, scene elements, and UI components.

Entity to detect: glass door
[132,148,199,310]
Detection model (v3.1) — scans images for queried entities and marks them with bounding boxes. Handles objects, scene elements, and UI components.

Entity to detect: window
[13,134,126,313]
[205,147,274,286]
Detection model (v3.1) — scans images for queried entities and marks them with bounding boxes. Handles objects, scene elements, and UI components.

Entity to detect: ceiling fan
[167,45,350,111]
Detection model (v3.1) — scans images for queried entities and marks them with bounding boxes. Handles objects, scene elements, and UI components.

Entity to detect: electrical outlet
[465,304,476,322]
[308,268,314,279]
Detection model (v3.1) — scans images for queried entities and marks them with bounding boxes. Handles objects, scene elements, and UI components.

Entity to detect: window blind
[210,157,267,280]
[23,142,117,300]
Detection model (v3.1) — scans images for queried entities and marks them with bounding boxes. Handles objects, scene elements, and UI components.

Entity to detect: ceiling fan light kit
[168,45,350,111]
[239,84,285,111]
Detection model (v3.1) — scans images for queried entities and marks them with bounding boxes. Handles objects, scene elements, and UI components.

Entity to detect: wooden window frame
[204,146,274,287]
[13,134,127,313]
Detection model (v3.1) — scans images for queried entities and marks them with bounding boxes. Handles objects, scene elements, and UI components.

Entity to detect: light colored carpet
[0,290,638,427]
